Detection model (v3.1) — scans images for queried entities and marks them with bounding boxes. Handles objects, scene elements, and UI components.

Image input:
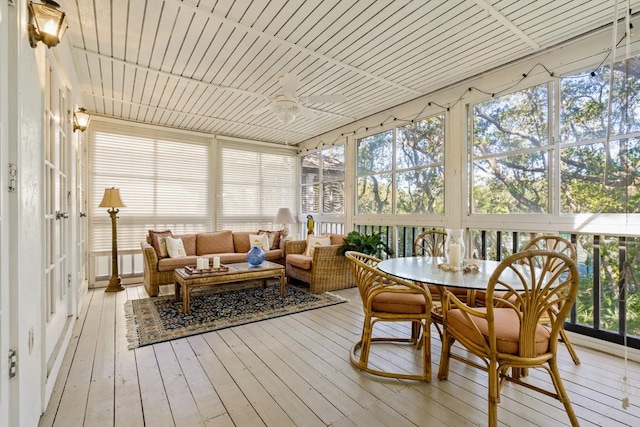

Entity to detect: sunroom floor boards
[39,284,640,426]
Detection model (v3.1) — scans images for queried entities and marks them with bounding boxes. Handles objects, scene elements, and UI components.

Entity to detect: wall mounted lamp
[28,0,68,49]
[73,107,91,132]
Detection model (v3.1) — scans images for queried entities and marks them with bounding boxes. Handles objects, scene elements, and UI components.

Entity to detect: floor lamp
[99,187,126,292]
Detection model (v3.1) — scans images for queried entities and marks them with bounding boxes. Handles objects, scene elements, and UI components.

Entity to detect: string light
[300,31,632,154]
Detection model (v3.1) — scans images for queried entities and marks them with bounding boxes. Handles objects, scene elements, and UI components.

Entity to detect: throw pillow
[259,229,283,250]
[148,230,172,258]
[166,237,187,258]
[305,235,331,257]
[174,233,197,255]
[157,236,170,258]
[249,234,270,252]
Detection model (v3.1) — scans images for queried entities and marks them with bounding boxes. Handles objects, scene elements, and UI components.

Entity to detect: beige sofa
[141,230,285,297]
[285,234,354,293]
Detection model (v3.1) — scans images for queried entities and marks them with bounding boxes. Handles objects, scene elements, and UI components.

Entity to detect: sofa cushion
[218,253,249,264]
[148,229,172,258]
[166,237,187,258]
[249,234,270,251]
[264,249,284,262]
[259,229,283,250]
[232,231,253,253]
[158,255,198,272]
[196,230,234,255]
[287,253,313,270]
[174,233,197,255]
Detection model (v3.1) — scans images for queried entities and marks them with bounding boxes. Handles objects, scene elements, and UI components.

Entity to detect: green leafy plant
[337,231,393,258]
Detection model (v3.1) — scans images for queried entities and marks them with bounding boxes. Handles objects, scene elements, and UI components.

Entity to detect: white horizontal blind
[218,143,295,231]
[90,124,211,252]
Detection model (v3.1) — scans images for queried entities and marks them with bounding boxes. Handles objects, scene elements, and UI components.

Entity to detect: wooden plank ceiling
[59,0,638,146]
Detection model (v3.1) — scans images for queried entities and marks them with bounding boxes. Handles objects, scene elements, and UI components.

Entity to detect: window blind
[217,143,296,231]
[90,124,211,252]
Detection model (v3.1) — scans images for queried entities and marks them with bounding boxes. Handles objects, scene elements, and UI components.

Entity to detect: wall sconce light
[73,107,91,132]
[28,0,68,49]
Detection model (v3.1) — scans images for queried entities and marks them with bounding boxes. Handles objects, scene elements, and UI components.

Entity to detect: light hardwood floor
[40,282,640,426]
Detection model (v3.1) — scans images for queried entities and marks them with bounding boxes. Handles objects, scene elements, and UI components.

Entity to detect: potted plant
[337,230,393,258]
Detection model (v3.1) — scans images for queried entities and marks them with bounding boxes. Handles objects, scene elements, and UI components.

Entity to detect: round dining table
[377,256,527,292]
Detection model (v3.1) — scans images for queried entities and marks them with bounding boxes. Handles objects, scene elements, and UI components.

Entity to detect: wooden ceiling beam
[470,0,540,50]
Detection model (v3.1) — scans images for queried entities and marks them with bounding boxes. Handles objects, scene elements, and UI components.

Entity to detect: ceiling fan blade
[299,94,346,104]
[280,73,300,95]
[299,105,317,119]
[249,105,273,116]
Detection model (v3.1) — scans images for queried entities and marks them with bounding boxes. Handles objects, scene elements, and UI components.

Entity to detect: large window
[560,59,640,214]
[356,116,445,215]
[90,125,211,252]
[471,58,640,215]
[471,84,551,214]
[218,143,296,231]
[300,145,345,214]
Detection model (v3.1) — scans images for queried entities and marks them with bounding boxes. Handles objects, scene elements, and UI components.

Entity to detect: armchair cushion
[305,235,331,256]
[446,307,550,355]
[286,254,312,270]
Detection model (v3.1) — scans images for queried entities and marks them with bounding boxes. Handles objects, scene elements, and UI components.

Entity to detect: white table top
[378,256,526,291]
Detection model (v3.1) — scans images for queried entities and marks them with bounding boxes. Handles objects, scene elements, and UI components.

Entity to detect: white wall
[1,2,82,425]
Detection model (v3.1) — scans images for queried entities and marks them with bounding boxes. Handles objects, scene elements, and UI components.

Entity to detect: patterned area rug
[125,281,347,349]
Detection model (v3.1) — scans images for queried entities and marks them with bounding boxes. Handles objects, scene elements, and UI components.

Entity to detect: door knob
[56,211,70,220]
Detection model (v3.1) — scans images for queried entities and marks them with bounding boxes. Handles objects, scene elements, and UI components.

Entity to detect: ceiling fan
[252,73,345,124]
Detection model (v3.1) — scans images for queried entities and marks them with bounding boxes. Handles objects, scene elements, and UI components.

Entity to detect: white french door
[44,60,72,371]
[76,129,88,307]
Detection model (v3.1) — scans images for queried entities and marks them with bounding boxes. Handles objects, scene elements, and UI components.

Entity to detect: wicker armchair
[438,249,580,426]
[285,234,354,293]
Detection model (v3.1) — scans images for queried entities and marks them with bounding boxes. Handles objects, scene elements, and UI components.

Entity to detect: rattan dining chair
[438,249,580,427]
[475,235,581,365]
[522,235,580,364]
[345,251,433,381]
[413,229,447,257]
[413,229,472,333]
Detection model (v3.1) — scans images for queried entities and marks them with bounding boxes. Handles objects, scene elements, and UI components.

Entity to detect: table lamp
[99,187,126,292]
[275,207,296,238]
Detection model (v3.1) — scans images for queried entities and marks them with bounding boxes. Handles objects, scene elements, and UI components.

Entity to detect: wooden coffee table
[174,261,286,314]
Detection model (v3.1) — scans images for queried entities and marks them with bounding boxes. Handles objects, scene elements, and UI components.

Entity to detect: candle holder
[445,228,465,268]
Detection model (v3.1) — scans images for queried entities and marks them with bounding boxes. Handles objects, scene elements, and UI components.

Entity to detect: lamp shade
[99,187,126,208]
[275,208,295,225]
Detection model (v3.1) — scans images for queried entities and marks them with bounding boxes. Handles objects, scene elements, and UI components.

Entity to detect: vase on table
[247,245,266,266]
[445,228,465,268]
